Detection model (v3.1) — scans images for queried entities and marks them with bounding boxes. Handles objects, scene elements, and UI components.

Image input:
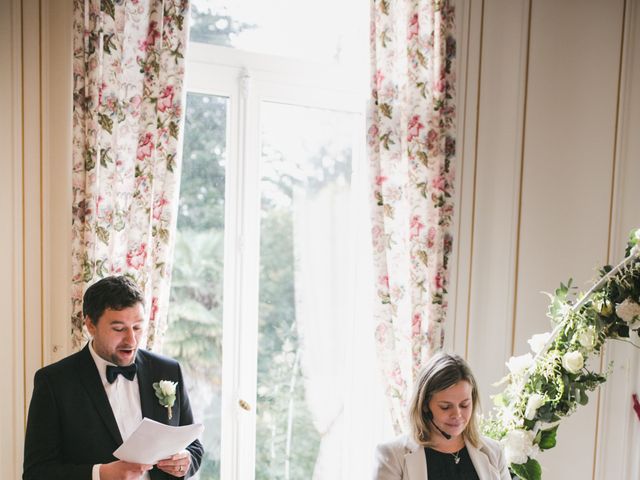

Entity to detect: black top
[425,446,480,480]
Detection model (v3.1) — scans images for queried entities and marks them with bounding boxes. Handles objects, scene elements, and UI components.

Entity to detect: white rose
[158,380,177,396]
[506,353,534,376]
[562,351,584,374]
[615,298,640,329]
[577,327,596,350]
[524,394,545,421]
[502,429,539,465]
[527,332,551,354]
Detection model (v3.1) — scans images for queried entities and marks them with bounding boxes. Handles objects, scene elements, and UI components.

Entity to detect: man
[23,276,204,480]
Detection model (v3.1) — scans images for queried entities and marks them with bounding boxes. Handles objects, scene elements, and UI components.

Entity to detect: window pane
[166,93,227,480]
[190,0,368,66]
[255,102,360,479]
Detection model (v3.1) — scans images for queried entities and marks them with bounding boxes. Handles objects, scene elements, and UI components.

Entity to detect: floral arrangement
[483,229,640,480]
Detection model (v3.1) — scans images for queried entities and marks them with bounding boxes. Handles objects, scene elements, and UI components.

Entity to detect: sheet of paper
[113,417,204,465]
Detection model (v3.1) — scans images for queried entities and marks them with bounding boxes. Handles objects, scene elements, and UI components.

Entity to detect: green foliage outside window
[165,92,226,479]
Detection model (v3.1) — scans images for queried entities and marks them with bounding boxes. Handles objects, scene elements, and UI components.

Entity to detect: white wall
[3,0,640,479]
[451,0,640,478]
[1,1,24,478]
[0,1,72,479]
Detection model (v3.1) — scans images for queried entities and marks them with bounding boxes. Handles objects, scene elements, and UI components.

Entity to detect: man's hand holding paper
[113,418,205,467]
[156,450,191,478]
[99,460,154,480]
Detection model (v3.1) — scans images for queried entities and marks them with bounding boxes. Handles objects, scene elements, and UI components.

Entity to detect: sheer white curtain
[294,186,349,479]
[293,177,387,478]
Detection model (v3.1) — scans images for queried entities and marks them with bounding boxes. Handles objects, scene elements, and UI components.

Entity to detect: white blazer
[373,434,511,480]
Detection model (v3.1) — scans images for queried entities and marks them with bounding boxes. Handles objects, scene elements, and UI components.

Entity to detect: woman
[373,353,510,479]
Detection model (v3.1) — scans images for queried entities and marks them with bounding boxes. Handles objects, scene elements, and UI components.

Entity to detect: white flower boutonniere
[153,380,177,420]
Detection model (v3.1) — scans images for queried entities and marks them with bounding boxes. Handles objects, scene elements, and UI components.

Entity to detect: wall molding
[595,0,640,477]
[452,0,638,478]
[447,0,477,354]
[457,0,533,412]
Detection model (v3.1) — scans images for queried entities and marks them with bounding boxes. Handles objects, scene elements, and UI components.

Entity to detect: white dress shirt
[89,341,151,480]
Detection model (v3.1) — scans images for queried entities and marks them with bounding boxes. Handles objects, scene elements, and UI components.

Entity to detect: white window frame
[185,41,368,479]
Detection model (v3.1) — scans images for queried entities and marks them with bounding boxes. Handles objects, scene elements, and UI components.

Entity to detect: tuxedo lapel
[136,351,155,420]
[76,346,123,445]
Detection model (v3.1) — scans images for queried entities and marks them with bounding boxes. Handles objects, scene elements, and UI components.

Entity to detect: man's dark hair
[83,276,144,324]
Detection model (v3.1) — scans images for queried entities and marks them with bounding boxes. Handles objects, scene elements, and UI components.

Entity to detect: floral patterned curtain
[71,0,189,350]
[368,0,456,433]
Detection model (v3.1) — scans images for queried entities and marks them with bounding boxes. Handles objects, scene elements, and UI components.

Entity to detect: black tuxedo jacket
[23,346,204,480]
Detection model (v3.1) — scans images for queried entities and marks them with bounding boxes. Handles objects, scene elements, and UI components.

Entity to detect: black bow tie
[106,364,137,384]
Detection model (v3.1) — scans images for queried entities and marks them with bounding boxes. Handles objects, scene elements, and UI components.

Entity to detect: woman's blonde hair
[408,352,481,447]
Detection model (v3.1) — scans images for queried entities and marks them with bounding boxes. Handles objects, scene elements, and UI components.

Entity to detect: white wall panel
[42,0,73,365]
[2,1,73,478]
[465,0,530,410]
[0,1,23,478]
[448,0,481,355]
[22,0,44,414]
[515,1,623,476]
[596,0,640,477]
[454,0,638,478]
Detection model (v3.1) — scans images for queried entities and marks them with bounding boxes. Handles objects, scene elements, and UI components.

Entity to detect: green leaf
[95,225,110,245]
[538,426,558,450]
[103,33,116,54]
[84,147,96,171]
[112,214,125,232]
[380,132,395,150]
[101,0,115,19]
[380,0,389,15]
[95,259,107,278]
[166,153,176,173]
[98,113,113,134]
[169,121,179,139]
[379,103,392,119]
[81,255,94,282]
[175,15,185,32]
[511,458,542,480]
[99,147,112,168]
[417,151,430,167]
[380,30,390,48]
[577,386,589,406]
